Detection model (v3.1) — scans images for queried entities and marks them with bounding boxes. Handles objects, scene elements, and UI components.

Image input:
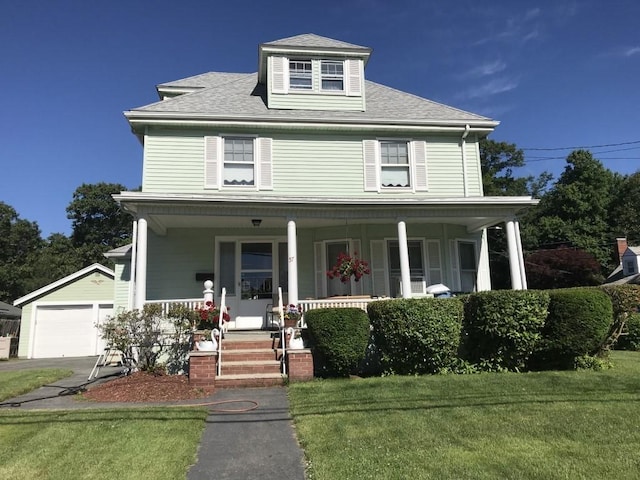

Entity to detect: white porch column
[505,217,523,290]
[287,219,299,306]
[134,216,148,310]
[397,220,412,298]
[514,220,528,289]
[477,228,492,291]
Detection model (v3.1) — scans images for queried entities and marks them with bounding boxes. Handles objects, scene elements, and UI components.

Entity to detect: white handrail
[217,287,226,377]
[278,287,286,375]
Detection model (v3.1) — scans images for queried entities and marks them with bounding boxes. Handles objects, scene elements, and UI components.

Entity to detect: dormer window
[320,60,344,91]
[289,60,312,90]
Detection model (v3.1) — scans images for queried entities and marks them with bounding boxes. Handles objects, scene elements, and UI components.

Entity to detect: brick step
[221,360,282,376]
[215,373,285,389]
[221,349,282,362]
[221,339,280,351]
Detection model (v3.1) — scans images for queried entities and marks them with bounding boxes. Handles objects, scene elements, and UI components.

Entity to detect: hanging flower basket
[326,252,371,283]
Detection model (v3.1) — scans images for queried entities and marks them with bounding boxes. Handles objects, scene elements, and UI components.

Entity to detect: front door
[236,242,273,329]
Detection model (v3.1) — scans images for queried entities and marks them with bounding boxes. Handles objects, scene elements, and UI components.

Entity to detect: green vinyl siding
[464,138,482,196]
[113,262,131,312]
[426,136,466,196]
[268,92,364,111]
[17,305,33,357]
[143,132,204,193]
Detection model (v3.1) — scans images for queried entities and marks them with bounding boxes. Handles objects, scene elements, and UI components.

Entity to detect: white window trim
[320,59,345,93]
[274,57,358,97]
[454,239,479,293]
[221,135,258,189]
[289,59,313,91]
[378,137,414,191]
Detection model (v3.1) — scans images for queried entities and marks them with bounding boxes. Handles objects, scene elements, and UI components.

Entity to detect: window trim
[288,59,312,91]
[379,139,411,190]
[320,60,344,92]
[456,240,478,293]
[222,135,257,188]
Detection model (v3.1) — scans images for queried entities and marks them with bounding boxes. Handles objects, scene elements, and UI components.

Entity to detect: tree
[525,247,604,289]
[609,171,640,247]
[66,182,133,265]
[22,233,83,294]
[523,150,616,274]
[0,202,43,302]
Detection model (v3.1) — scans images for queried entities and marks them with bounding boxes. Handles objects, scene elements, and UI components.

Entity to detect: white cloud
[464,60,507,78]
[457,77,519,100]
[624,46,640,57]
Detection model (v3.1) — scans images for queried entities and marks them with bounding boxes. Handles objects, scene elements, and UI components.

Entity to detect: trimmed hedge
[462,290,550,371]
[616,313,640,351]
[601,284,640,350]
[532,288,613,369]
[367,297,463,375]
[304,308,370,377]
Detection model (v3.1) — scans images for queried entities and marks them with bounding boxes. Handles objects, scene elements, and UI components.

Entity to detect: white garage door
[32,305,112,358]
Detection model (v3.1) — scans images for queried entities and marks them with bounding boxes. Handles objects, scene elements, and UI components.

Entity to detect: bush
[533,288,613,369]
[616,313,640,351]
[601,284,640,350]
[461,290,550,372]
[304,308,370,377]
[367,297,463,375]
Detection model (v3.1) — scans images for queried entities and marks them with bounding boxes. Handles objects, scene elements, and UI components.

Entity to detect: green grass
[0,408,208,480]
[289,351,640,480]
[0,369,73,401]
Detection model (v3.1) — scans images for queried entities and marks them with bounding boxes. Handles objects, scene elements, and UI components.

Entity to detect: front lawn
[0,369,72,402]
[0,408,208,480]
[289,351,640,479]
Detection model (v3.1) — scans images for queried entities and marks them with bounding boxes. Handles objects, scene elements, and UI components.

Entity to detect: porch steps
[216,330,286,388]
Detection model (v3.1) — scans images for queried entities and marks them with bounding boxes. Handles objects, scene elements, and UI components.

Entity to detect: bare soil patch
[83,372,213,403]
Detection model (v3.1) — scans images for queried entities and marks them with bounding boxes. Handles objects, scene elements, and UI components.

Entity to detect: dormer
[622,247,640,276]
[258,33,371,112]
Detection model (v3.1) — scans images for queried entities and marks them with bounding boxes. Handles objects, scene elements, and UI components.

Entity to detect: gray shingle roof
[262,33,370,51]
[132,72,493,125]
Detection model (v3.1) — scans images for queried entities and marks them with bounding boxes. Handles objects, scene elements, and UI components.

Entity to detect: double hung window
[223,137,254,186]
[320,60,344,91]
[289,60,312,90]
[380,141,410,188]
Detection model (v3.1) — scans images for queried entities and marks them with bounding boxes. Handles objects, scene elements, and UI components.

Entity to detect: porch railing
[297,296,383,327]
[145,298,203,316]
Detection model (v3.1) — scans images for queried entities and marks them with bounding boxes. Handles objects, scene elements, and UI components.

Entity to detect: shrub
[616,313,640,351]
[533,288,613,369]
[601,284,640,350]
[367,297,463,375]
[461,290,550,372]
[304,308,370,377]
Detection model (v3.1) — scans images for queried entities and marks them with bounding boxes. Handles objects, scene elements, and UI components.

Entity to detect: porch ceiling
[115,193,538,235]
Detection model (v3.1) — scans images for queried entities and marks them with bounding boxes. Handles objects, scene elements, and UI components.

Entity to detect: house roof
[604,264,640,285]
[624,246,640,256]
[129,72,495,130]
[13,263,115,307]
[104,244,132,259]
[261,33,370,51]
[0,301,21,319]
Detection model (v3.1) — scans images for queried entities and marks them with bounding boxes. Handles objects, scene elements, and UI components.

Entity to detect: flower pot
[197,340,217,351]
[289,336,304,350]
[284,318,298,329]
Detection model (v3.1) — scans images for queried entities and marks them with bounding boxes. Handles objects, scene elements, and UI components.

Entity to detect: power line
[522,140,640,151]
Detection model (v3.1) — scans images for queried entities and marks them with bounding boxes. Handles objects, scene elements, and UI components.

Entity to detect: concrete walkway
[0,357,307,479]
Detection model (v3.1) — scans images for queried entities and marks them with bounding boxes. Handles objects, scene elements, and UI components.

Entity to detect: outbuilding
[14,264,114,358]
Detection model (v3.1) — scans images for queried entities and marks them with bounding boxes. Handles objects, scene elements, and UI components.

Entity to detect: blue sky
[2,0,639,237]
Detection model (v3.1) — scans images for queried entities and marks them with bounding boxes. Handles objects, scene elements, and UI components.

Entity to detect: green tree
[66,182,133,265]
[0,202,43,302]
[22,233,83,294]
[610,171,640,247]
[523,150,616,274]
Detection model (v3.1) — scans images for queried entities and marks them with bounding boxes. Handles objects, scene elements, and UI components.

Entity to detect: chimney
[616,237,628,264]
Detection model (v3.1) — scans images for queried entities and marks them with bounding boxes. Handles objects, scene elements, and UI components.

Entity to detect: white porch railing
[145,298,204,316]
[298,296,383,327]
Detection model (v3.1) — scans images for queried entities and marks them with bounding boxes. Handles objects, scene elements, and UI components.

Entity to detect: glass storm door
[237,242,273,329]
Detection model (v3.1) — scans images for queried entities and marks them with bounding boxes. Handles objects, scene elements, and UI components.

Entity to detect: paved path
[0,357,307,479]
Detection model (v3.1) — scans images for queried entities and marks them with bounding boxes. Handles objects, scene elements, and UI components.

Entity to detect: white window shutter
[370,240,387,297]
[314,242,325,298]
[345,59,362,97]
[363,139,379,191]
[204,136,221,189]
[426,240,442,285]
[271,56,288,94]
[257,137,273,191]
[412,140,428,191]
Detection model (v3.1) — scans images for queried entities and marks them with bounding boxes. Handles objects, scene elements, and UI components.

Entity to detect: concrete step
[221,349,282,362]
[215,373,285,388]
[221,360,281,376]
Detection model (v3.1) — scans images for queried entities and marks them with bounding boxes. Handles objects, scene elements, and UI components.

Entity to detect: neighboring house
[605,237,640,285]
[114,33,535,330]
[14,264,114,358]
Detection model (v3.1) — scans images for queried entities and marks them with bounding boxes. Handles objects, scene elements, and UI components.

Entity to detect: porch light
[251,218,262,227]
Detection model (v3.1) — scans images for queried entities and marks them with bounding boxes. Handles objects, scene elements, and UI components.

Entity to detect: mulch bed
[83,371,213,403]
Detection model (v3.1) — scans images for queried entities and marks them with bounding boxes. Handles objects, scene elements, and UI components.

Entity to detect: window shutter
[345,59,362,97]
[204,136,221,189]
[271,56,288,94]
[363,139,379,192]
[370,240,387,297]
[314,242,325,298]
[257,137,273,190]
[426,240,442,285]
[412,140,428,191]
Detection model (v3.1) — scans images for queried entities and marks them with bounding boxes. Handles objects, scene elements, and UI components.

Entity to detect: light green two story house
[114,34,534,330]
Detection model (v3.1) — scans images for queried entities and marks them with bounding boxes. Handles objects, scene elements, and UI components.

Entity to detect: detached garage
[14,264,114,359]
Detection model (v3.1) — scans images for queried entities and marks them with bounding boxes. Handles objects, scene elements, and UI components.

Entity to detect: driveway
[0,356,101,373]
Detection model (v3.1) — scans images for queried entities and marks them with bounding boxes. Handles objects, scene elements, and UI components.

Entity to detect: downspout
[461,124,470,197]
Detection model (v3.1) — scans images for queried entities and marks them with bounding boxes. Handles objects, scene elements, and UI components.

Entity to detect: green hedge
[367,297,463,375]
[304,308,370,377]
[616,313,640,351]
[601,284,640,350]
[532,288,613,369]
[462,290,550,371]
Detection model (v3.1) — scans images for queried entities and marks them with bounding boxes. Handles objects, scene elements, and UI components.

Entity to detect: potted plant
[284,304,302,328]
[326,251,371,283]
[194,301,230,331]
[196,329,218,351]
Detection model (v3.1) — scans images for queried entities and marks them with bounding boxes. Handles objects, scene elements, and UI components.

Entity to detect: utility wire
[522,140,640,151]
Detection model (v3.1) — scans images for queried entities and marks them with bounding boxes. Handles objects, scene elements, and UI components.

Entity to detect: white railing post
[279,286,286,375]
[203,280,214,305]
[217,287,226,377]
